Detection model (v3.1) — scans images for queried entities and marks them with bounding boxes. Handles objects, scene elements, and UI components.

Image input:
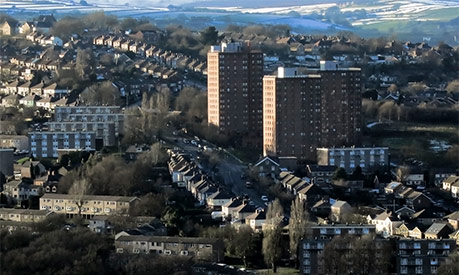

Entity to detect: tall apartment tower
[315,61,362,148]
[207,42,264,147]
[263,62,362,161]
[263,68,322,160]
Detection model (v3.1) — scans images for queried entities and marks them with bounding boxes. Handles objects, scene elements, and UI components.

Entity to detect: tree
[75,48,95,80]
[200,26,219,45]
[69,178,92,216]
[446,79,459,95]
[233,225,257,267]
[289,197,309,268]
[263,199,284,272]
[129,193,165,217]
[333,167,347,180]
[80,81,121,106]
[378,101,400,121]
[263,225,283,273]
[323,235,391,275]
[387,84,398,93]
[437,253,459,275]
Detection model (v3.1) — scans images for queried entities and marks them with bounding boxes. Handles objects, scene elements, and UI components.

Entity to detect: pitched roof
[207,190,233,200]
[425,223,451,235]
[246,210,266,220]
[443,175,459,185]
[444,211,459,221]
[331,200,350,209]
[115,235,220,244]
[40,193,138,203]
[254,156,279,167]
[307,165,337,173]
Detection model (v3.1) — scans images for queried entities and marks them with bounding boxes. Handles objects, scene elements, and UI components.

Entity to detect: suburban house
[306,165,336,188]
[403,190,432,210]
[206,190,233,210]
[222,198,244,220]
[1,21,16,36]
[245,210,266,232]
[330,200,352,222]
[253,156,280,178]
[367,211,403,237]
[19,94,42,107]
[395,223,426,239]
[2,180,43,205]
[424,223,454,239]
[43,83,69,97]
[397,167,425,188]
[444,211,459,230]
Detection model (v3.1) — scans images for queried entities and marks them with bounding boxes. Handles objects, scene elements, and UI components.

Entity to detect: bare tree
[263,198,284,273]
[69,179,92,216]
[289,196,310,268]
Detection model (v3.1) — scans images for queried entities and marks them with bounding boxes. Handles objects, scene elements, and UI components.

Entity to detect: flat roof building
[207,42,264,148]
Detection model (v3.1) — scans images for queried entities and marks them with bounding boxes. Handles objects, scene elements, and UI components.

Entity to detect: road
[164,134,267,209]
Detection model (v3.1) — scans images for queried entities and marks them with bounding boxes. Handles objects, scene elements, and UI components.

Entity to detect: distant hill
[182,0,350,8]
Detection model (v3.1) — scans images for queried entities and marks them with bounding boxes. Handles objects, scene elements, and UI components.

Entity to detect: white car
[261,195,269,202]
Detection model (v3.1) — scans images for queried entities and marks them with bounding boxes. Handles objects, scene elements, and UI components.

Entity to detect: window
[400,266,408,274]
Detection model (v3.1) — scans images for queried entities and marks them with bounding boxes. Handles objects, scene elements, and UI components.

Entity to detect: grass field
[365,121,458,167]
[418,8,459,21]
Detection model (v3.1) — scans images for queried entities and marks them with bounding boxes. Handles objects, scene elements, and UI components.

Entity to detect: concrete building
[47,121,116,147]
[263,63,362,161]
[299,224,388,275]
[29,131,96,158]
[115,235,224,262]
[0,148,13,176]
[317,147,389,173]
[54,106,124,137]
[207,42,264,147]
[263,68,322,160]
[396,239,456,275]
[312,61,362,148]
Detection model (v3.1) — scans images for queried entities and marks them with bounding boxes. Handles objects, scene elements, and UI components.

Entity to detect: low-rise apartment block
[299,224,388,275]
[54,106,124,137]
[29,131,96,158]
[39,193,138,218]
[317,147,389,173]
[115,235,224,262]
[47,121,116,147]
[0,208,54,223]
[396,239,456,275]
